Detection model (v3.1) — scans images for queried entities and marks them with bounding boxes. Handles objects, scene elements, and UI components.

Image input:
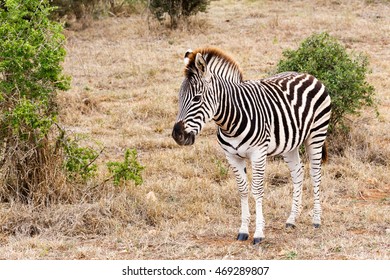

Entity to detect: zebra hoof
[286,223,296,229]
[253,237,263,245]
[236,233,249,241]
[313,223,321,228]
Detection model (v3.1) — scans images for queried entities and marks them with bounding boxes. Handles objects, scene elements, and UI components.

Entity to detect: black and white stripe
[172,47,331,244]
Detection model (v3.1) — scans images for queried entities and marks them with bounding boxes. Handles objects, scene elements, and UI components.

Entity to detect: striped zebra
[172,47,331,244]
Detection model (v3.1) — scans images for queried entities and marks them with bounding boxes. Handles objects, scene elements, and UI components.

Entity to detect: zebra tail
[322,142,328,164]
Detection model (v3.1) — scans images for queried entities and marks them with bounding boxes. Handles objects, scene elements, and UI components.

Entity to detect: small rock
[385,228,390,235]
[146,191,157,203]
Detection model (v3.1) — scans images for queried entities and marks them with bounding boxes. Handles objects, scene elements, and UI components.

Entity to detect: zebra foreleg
[283,148,304,228]
[225,154,250,241]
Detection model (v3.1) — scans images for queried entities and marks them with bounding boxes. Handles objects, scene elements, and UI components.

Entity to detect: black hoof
[313,223,321,228]
[286,223,296,229]
[236,233,249,241]
[253,237,263,245]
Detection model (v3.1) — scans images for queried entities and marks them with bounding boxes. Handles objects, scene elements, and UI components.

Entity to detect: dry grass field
[1,0,389,259]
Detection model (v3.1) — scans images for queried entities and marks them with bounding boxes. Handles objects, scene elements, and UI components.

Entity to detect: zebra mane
[184,47,243,82]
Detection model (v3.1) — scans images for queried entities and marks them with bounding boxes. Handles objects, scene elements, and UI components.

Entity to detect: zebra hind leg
[283,148,304,229]
[305,140,324,228]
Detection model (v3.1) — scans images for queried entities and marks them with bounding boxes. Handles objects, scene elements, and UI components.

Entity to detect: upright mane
[184,47,243,82]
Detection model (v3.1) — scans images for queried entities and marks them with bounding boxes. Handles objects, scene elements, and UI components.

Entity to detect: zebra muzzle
[172,121,195,146]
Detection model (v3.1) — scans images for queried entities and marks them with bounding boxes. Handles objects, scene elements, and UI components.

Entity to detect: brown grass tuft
[0,133,68,205]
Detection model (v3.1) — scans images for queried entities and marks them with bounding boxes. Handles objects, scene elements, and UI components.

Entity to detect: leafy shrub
[107,149,144,186]
[50,0,108,20]
[50,0,145,22]
[149,0,210,29]
[59,134,101,181]
[276,32,375,133]
[0,0,70,203]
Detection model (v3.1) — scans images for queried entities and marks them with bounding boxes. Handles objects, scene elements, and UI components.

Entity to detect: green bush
[50,0,108,20]
[149,0,209,29]
[60,135,101,181]
[107,149,144,186]
[276,32,375,133]
[0,0,70,203]
[50,0,146,22]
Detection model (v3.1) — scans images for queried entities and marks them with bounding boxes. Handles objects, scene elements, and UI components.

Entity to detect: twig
[359,191,367,201]
[83,147,105,171]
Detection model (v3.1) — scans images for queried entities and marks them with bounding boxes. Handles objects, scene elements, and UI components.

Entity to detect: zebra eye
[192,95,201,102]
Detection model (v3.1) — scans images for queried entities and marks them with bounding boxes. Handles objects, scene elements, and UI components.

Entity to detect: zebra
[172,47,331,244]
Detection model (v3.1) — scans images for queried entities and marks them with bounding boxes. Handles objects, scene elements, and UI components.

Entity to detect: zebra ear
[184,49,193,65]
[195,53,211,82]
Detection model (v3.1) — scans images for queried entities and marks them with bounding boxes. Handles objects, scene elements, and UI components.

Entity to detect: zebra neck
[208,56,242,84]
[213,81,251,136]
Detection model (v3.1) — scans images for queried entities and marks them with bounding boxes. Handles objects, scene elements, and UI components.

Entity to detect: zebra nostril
[173,121,184,135]
[172,121,185,142]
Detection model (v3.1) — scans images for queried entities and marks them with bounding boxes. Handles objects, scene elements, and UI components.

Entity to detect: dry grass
[1,0,389,259]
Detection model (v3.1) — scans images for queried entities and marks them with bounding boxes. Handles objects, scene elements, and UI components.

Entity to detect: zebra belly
[218,122,306,158]
[266,135,301,156]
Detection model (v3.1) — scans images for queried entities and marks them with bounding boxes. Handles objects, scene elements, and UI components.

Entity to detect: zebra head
[172,49,215,146]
